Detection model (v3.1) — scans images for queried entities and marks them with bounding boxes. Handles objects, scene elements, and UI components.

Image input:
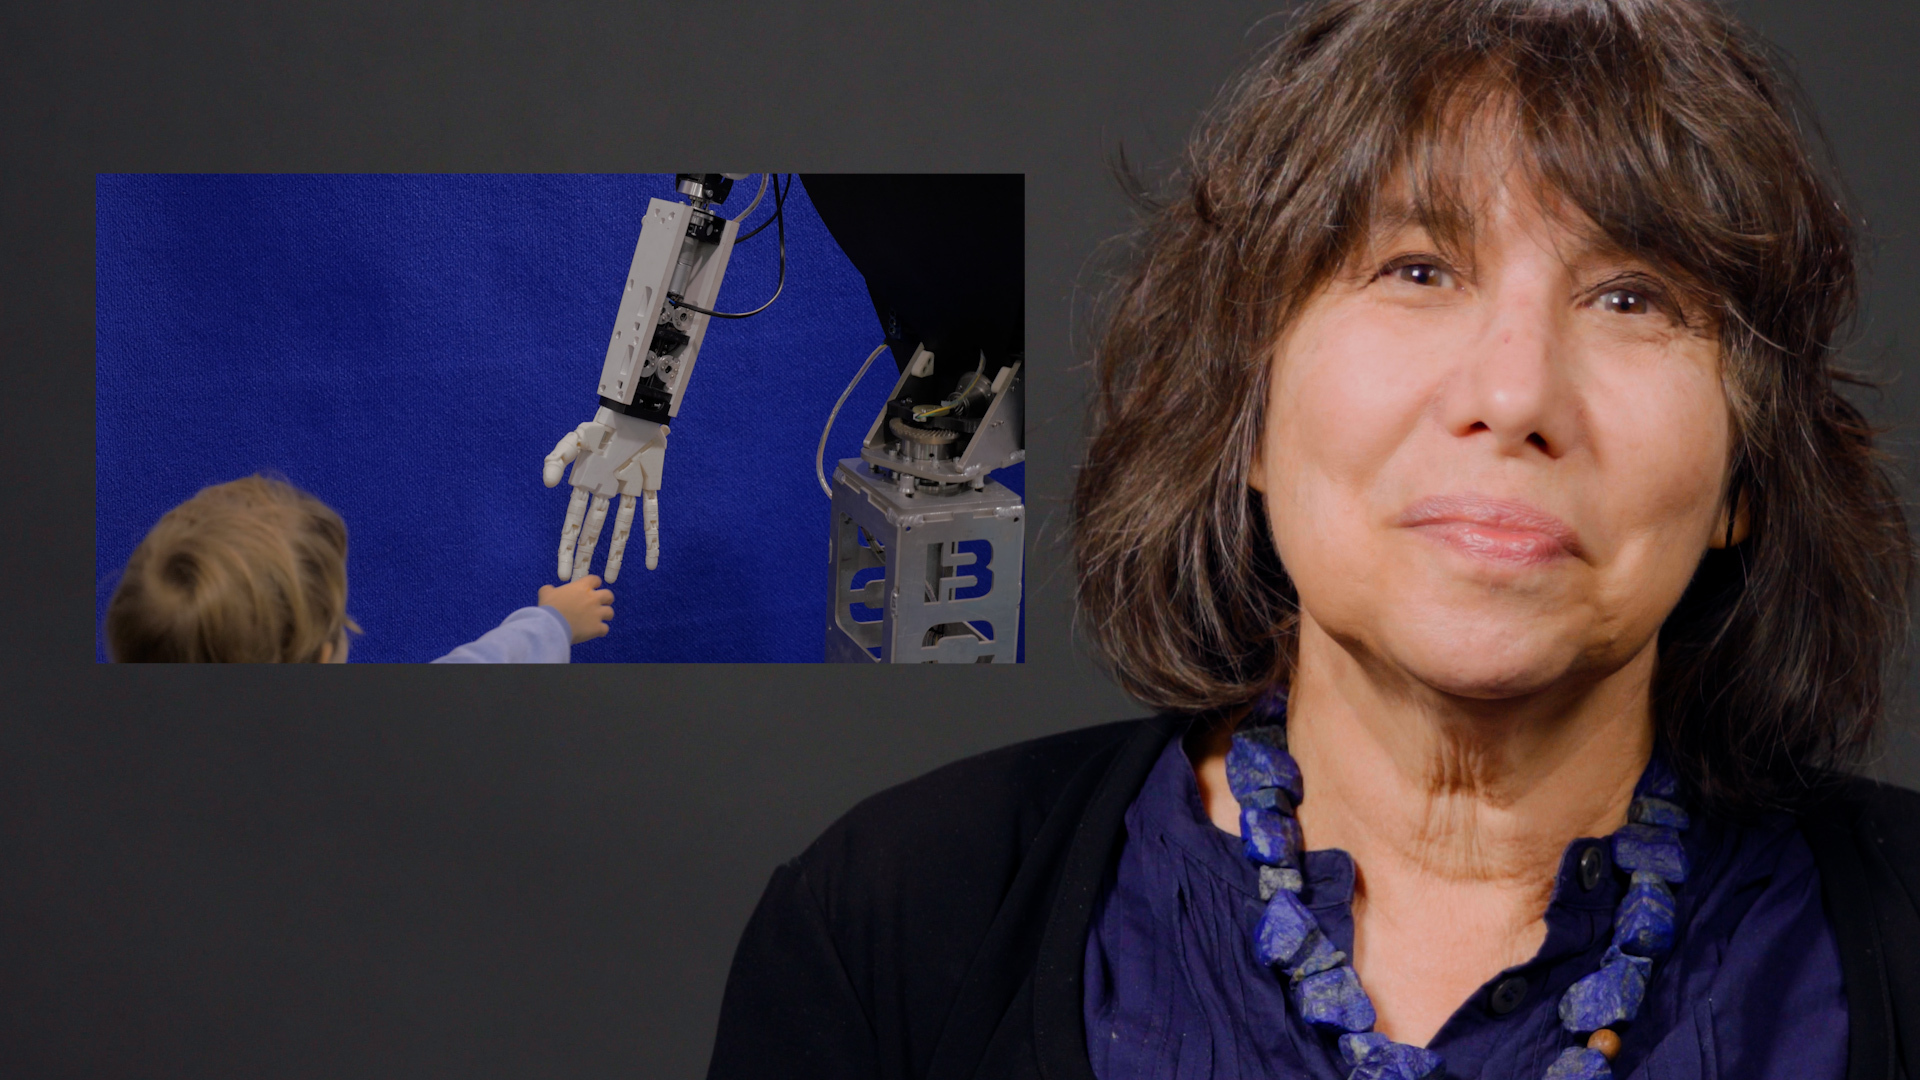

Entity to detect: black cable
[670,174,788,319]
[736,172,785,243]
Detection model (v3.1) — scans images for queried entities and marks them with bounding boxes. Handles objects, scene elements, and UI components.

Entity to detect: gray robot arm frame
[543,183,741,582]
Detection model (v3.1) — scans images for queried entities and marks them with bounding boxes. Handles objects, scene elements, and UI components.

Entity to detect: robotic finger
[571,493,612,582]
[543,429,585,488]
[604,494,638,582]
[644,491,660,571]
[558,486,590,580]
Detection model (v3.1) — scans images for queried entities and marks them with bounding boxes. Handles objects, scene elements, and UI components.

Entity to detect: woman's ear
[1249,437,1269,494]
[1709,487,1751,549]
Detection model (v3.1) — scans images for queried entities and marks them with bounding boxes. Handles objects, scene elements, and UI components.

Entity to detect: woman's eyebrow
[1362,196,1477,257]
[1556,238,1669,281]
[1363,200,1426,244]
[1367,196,1672,280]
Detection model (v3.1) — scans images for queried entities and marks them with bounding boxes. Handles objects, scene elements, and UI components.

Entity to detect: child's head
[106,475,357,662]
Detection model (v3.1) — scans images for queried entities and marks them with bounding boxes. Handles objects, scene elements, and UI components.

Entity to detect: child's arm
[431,576,614,663]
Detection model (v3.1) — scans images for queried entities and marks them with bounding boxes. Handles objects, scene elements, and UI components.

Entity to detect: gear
[891,417,958,444]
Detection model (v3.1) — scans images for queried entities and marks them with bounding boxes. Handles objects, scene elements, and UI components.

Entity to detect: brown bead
[1587,1029,1622,1060]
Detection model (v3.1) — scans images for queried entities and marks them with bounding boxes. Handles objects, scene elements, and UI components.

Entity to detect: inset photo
[96,174,1024,662]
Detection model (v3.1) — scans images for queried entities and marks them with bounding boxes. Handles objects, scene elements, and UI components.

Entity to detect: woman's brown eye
[1599,289,1650,314]
[1391,262,1446,287]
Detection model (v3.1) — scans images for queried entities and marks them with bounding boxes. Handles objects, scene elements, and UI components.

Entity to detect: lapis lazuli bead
[1559,946,1651,1031]
[1244,785,1296,813]
[1389,1043,1447,1080]
[1258,864,1304,900]
[1295,964,1377,1031]
[1242,805,1303,867]
[1227,728,1303,805]
[1542,1046,1612,1080]
[1339,1031,1391,1067]
[1287,932,1346,980]
[1612,823,1688,883]
[1254,889,1320,968]
[1614,871,1677,957]
[1636,756,1679,800]
[1629,796,1689,830]
[1347,1041,1445,1080]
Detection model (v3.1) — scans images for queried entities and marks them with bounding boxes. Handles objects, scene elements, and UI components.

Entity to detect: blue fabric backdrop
[96,175,1023,662]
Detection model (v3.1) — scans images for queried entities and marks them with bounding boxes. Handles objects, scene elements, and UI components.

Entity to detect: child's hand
[538,575,615,643]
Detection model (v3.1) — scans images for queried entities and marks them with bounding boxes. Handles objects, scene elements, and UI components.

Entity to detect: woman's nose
[1441,284,1572,458]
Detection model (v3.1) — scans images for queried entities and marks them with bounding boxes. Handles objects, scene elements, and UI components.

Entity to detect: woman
[707,1,1920,1078]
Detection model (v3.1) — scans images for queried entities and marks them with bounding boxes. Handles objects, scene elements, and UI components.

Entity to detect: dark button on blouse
[1578,844,1608,891]
[1083,734,1848,1080]
[1489,975,1529,1016]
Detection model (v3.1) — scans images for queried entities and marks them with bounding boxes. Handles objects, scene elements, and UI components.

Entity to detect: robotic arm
[540,173,1021,660]
[542,173,754,582]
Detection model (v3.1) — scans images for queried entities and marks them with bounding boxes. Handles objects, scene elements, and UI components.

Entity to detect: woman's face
[1252,163,1734,701]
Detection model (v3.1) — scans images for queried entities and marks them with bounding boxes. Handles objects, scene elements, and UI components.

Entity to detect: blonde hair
[106,475,358,662]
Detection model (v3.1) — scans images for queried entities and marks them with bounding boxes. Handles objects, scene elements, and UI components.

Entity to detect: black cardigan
[706,717,1920,1080]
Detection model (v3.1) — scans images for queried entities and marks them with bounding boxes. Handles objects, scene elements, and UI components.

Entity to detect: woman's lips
[1397,494,1583,566]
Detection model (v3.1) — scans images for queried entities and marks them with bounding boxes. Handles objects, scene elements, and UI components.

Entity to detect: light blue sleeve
[430,606,573,663]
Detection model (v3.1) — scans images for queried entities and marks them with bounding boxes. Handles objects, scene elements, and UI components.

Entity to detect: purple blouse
[1083,734,1847,1080]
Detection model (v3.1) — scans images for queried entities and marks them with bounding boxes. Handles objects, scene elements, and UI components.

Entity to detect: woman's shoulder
[1794,774,1920,1080]
[1793,774,1920,935]
[1796,773,1920,878]
[709,719,1179,1080]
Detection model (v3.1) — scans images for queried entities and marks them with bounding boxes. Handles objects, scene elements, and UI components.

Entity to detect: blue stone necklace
[1226,721,1690,1080]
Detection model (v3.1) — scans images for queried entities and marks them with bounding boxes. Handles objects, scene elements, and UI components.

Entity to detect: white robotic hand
[543,406,668,582]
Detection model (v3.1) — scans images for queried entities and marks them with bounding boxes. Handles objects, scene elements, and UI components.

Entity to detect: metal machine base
[825,459,1023,663]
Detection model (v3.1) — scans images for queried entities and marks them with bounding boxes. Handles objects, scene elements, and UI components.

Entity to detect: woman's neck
[1284,617,1654,890]
[1189,615,1656,1045]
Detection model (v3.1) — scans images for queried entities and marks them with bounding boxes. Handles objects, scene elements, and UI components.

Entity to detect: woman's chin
[1369,629,1593,702]
[1409,663,1567,702]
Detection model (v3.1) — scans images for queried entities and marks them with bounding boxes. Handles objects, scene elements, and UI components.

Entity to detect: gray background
[3,2,1916,1077]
